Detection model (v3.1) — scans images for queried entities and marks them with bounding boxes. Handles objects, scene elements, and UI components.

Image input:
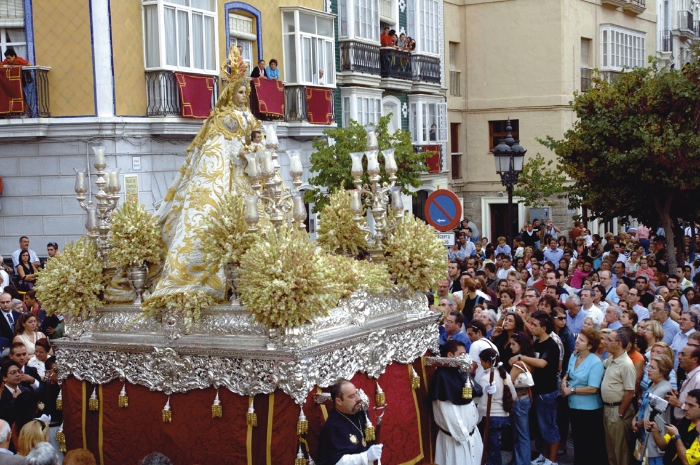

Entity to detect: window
[338,0,378,41]
[341,88,383,127]
[143,0,218,73]
[282,8,335,86]
[489,120,519,151]
[382,96,401,133]
[600,25,645,72]
[449,42,460,96]
[0,0,27,60]
[407,0,440,55]
[229,13,256,73]
[581,38,592,92]
[0,27,25,59]
[408,97,447,144]
[450,123,461,179]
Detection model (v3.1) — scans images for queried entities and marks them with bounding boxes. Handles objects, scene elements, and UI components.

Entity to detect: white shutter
[0,0,24,27]
[437,102,447,142]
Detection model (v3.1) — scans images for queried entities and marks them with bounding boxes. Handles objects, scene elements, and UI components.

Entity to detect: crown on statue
[222,45,249,82]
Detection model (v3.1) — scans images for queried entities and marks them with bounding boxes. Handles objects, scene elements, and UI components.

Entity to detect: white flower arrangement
[316,187,367,256]
[200,193,257,269]
[238,225,344,328]
[35,237,104,317]
[141,290,215,332]
[108,199,162,267]
[326,254,391,298]
[384,214,447,292]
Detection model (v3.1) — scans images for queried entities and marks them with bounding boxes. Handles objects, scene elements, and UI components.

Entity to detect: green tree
[304,115,431,213]
[512,153,568,208]
[542,55,700,272]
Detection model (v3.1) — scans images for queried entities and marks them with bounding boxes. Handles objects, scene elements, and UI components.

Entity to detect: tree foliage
[512,153,568,208]
[304,115,431,213]
[542,52,700,271]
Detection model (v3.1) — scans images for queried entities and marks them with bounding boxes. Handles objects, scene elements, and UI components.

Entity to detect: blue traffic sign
[425,190,462,232]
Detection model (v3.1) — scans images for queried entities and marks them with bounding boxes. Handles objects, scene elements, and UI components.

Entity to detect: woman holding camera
[634,354,674,465]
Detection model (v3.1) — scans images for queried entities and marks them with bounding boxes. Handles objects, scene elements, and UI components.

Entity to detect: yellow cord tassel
[411,367,420,389]
[56,387,63,411]
[88,387,99,411]
[297,407,308,435]
[56,424,66,454]
[118,383,128,408]
[295,445,306,465]
[462,376,473,400]
[364,417,375,442]
[162,396,172,423]
[212,390,222,418]
[375,382,385,407]
[246,399,257,426]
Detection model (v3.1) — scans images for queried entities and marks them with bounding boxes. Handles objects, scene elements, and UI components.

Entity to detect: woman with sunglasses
[508,331,535,465]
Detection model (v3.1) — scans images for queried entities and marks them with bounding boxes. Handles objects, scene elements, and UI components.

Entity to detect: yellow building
[444,0,659,240]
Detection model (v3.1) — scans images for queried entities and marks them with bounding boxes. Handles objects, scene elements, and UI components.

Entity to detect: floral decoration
[239,225,344,328]
[141,290,215,332]
[316,187,367,256]
[35,236,104,317]
[384,214,447,292]
[200,193,257,269]
[108,199,162,267]
[326,254,391,298]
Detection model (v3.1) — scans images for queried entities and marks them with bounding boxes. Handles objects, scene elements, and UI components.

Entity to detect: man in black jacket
[8,343,40,391]
[0,360,35,437]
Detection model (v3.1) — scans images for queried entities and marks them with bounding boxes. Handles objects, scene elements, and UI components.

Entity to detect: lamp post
[491,120,526,247]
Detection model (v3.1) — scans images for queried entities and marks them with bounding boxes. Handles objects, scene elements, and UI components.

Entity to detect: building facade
[444,0,657,241]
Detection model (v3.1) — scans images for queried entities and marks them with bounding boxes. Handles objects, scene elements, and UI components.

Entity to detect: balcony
[677,10,695,39]
[622,0,645,14]
[412,54,441,85]
[660,30,673,53]
[283,85,335,125]
[145,70,219,117]
[0,66,51,119]
[601,0,627,7]
[341,41,381,75]
[581,68,592,92]
[380,47,413,80]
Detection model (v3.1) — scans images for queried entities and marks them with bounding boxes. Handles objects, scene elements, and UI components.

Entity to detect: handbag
[512,361,534,388]
[633,437,646,462]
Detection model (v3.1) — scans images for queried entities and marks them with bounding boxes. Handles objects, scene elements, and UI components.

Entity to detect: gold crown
[222,45,249,81]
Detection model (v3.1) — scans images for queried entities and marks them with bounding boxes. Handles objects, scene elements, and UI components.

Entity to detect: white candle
[74,169,86,194]
[246,153,259,178]
[93,146,105,166]
[110,171,120,192]
[366,151,380,176]
[262,150,274,176]
[87,208,98,230]
[289,154,303,177]
[292,194,307,222]
[350,190,362,214]
[245,195,259,225]
[383,149,398,174]
[391,187,403,211]
[350,152,364,179]
[264,125,278,146]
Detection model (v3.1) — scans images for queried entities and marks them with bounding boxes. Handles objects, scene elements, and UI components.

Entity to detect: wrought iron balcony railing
[412,54,441,84]
[380,47,413,80]
[284,85,335,124]
[340,41,381,75]
[0,65,51,119]
[660,30,673,52]
[145,70,219,117]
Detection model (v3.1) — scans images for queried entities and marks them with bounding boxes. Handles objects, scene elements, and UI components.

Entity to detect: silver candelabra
[74,145,121,265]
[244,125,307,233]
[349,126,404,261]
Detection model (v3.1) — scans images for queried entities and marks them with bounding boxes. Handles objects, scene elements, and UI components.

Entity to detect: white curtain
[192,13,203,69]
[191,0,215,11]
[164,7,177,66]
[177,10,190,67]
[144,5,160,68]
[204,16,214,70]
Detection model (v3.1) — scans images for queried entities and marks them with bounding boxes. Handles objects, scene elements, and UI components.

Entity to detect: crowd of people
[432,217,700,465]
[380,27,417,51]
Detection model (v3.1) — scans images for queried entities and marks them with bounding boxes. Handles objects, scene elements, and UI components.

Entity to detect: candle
[391,187,404,212]
[93,146,105,167]
[245,195,259,226]
[350,152,364,179]
[383,149,398,174]
[288,151,303,177]
[350,190,362,214]
[264,125,278,146]
[87,207,98,231]
[103,173,111,192]
[365,125,378,150]
[262,150,274,176]
[110,171,120,192]
[366,151,380,176]
[74,169,87,194]
[292,194,307,222]
[245,153,259,179]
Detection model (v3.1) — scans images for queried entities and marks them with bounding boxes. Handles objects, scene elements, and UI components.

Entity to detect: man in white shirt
[11,237,40,269]
[605,306,623,330]
[652,301,680,345]
[626,288,650,321]
[496,255,515,280]
[580,288,604,326]
[671,312,697,370]
[466,320,497,381]
[600,271,620,304]
[667,344,700,421]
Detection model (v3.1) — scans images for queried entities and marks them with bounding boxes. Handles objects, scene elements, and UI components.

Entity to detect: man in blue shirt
[438,311,472,353]
[543,237,564,264]
[653,301,680,345]
[565,294,586,334]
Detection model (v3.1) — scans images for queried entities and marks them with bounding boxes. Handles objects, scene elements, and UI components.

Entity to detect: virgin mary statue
[149,46,262,301]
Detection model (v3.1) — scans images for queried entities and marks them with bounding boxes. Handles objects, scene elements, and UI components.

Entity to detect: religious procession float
[38,47,452,464]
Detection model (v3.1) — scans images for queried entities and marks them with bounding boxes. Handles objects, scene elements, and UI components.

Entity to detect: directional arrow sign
[424,189,462,232]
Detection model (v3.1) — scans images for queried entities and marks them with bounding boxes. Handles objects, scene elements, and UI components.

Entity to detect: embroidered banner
[423,145,442,173]
[251,77,284,117]
[305,86,333,125]
[0,66,24,114]
[174,72,215,119]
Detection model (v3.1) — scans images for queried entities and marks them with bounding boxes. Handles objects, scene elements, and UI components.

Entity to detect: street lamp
[492,119,526,247]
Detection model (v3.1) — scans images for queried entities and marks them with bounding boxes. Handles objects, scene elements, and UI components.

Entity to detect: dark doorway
[490,203,518,243]
[412,190,430,223]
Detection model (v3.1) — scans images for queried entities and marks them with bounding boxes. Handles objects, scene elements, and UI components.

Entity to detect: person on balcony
[1,48,29,67]
[380,27,393,47]
[265,59,279,80]
[250,59,266,78]
[397,33,407,49]
[313,70,325,86]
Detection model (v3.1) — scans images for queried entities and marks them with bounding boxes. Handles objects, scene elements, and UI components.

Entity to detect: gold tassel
[297,407,308,435]
[364,416,375,442]
[56,424,66,454]
[56,386,63,411]
[411,367,420,389]
[118,383,128,408]
[246,399,257,426]
[88,387,99,411]
[162,396,172,423]
[462,375,473,400]
[295,445,306,465]
[375,382,385,407]
[212,389,222,418]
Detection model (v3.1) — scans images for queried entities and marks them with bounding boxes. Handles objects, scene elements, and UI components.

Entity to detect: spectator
[39,357,61,460]
[668,344,700,422]
[24,443,58,465]
[0,258,8,292]
[1,48,29,67]
[63,449,96,465]
[565,294,585,334]
[672,312,698,370]
[11,238,39,270]
[26,339,49,381]
[380,27,392,47]
[265,59,279,80]
[0,360,36,437]
[507,331,535,465]
[438,311,471,352]
[8,343,40,391]
[15,252,38,293]
[476,348,514,465]
[13,314,45,358]
[653,301,680,345]
[396,33,406,48]
[648,388,700,465]
[466,320,497,380]
[605,306,623,330]
[17,420,48,456]
[580,288,604,326]
[0,418,22,464]
[0,293,20,353]
[250,59,266,78]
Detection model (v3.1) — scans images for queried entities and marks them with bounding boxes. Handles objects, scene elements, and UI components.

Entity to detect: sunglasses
[554,316,567,321]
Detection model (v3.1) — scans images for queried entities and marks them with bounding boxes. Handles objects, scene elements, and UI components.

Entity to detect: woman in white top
[27,337,50,380]
[13,313,46,357]
[477,348,515,465]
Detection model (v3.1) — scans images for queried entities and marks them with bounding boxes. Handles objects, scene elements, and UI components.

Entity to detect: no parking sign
[424,190,462,232]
